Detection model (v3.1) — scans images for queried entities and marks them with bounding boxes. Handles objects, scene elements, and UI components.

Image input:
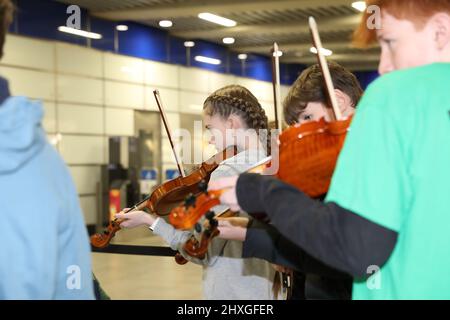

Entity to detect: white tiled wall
[144,60,178,88]
[104,52,144,83]
[59,135,105,165]
[1,66,55,100]
[56,43,102,77]
[58,104,103,134]
[3,35,54,71]
[69,166,101,195]
[104,81,144,109]
[1,34,290,225]
[42,101,57,133]
[105,108,134,136]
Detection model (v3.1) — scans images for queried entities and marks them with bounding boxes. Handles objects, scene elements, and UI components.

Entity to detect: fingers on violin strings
[119,220,131,228]
[115,213,127,219]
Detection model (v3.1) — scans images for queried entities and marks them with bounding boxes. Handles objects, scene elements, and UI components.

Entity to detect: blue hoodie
[0,85,94,299]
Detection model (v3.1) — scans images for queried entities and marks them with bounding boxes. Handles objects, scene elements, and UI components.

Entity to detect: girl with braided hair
[115,85,278,300]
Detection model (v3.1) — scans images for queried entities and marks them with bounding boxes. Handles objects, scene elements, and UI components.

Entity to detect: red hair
[353,0,450,47]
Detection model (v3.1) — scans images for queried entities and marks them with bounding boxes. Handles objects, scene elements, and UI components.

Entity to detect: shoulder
[211,149,266,180]
[364,64,446,101]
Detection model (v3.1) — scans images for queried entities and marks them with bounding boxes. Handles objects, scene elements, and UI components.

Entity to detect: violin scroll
[182,209,235,260]
[90,219,123,248]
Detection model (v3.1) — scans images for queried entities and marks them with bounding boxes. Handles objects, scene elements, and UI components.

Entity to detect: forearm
[237,173,398,278]
[153,218,210,266]
[243,220,350,278]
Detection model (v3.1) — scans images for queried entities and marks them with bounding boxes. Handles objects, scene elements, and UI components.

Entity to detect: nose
[378,48,394,75]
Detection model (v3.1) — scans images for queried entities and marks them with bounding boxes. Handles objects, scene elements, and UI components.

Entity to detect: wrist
[148,216,160,231]
[144,214,156,227]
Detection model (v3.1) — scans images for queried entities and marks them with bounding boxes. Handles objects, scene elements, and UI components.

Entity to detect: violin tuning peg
[198,180,208,193]
[194,223,202,233]
[184,193,196,208]
[205,210,215,220]
[210,219,218,228]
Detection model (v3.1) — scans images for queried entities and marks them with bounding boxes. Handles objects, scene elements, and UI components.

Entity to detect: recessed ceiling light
[58,26,102,39]
[351,1,367,12]
[184,41,195,48]
[198,13,237,27]
[222,37,235,44]
[194,55,221,65]
[159,20,173,28]
[116,25,128,31]
[310,47,333,56]
[273,50,283,57]
[237,53,248,60]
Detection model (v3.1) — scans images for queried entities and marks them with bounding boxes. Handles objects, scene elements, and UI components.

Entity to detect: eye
[302,114,313,121]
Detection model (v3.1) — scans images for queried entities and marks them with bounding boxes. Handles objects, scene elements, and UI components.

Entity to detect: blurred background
[4,0,379,299]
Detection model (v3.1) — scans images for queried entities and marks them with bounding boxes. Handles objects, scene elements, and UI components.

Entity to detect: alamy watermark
[366,5,382,30]
[66,265,81,290]
[170,122,280,174]
[66,5,81,29]
[366,265,382,290]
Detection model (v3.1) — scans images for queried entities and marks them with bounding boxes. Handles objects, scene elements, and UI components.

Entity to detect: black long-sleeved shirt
[236,173,398,279]
[244,218,353,300]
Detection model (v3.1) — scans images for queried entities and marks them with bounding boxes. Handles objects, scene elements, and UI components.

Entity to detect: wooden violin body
[277,116,353,198]
[183,210,236,259]
[169,189,224,230]
[90,146,237,250]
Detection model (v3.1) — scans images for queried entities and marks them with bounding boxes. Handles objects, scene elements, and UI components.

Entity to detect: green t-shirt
[326,63,450,300]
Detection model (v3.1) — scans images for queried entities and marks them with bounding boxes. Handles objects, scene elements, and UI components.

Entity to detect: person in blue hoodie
[0,0,94,299]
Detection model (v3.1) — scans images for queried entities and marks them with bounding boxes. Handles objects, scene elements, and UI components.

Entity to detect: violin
[166,17,353,255]
[167,179,235,260]
[183,209,235,260]
[275,17,352,198]
[91,89,238,266]
[276,115,352,198]
[90,145,237,249]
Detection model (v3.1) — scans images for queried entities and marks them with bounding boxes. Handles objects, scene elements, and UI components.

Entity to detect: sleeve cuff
[149,217,160,232]
[236,173,265,213]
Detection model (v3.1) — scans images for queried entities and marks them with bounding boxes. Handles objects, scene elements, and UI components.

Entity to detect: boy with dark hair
[221,61,363,300]
[210,0,450,299]
[283,61,362,125]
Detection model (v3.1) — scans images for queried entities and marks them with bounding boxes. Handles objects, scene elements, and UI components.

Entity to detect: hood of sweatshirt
[0,96,46,174]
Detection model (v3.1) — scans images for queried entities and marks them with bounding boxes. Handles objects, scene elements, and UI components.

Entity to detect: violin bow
[271,42,283,130]
[153,89,187,177]
[308,17,342,121]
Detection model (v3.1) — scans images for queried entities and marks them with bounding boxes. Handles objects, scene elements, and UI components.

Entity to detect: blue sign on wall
[141,169,157,180]
[165,169,180,181]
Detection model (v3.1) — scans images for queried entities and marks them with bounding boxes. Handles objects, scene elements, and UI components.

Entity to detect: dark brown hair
[0,0,13,59]
[283,62,363,125]
[204,85,271,154]
[353,0,450,48]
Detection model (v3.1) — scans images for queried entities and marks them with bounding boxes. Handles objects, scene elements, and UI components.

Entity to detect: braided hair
[204,85,271,155]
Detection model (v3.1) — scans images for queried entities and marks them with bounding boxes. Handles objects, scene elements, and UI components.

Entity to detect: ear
[334,89,353,116]
[431,13,450,50]
[227,114,244,130]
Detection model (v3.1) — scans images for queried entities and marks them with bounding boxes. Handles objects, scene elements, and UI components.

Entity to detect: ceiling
[55,0,380,70]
